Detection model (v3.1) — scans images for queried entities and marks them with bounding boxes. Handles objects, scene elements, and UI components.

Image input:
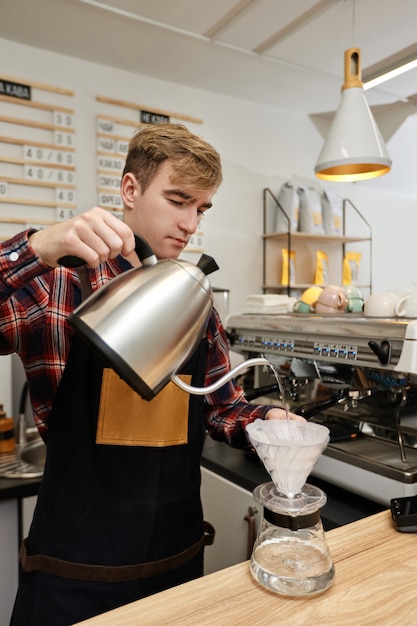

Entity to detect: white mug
[395,293,417,318]
[364,292,399,318]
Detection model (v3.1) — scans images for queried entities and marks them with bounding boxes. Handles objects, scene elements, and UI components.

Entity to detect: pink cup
[315,285,347,314]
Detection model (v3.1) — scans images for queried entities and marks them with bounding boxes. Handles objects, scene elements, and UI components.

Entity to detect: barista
[3,123,302,626]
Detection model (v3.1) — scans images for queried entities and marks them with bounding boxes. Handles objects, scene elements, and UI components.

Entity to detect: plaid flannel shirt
[0,231,270,445]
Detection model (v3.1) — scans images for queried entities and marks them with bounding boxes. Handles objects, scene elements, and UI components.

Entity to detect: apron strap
[20,521,215,583]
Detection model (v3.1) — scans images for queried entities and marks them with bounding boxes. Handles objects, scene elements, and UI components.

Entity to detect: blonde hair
[123,123,223,192]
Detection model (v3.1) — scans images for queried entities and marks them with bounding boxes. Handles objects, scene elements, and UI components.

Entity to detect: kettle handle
[133,234,157,266]
[58,234,157,268]
[57,254,85,268]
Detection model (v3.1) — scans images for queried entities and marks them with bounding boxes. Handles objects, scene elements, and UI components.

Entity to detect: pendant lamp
[314,48,392,182]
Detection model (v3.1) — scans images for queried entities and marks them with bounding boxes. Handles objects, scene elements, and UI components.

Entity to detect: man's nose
[179,209,199,233]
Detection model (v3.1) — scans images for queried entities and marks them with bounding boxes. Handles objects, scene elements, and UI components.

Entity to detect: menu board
[0,76,77,239]
[95,96,205,252]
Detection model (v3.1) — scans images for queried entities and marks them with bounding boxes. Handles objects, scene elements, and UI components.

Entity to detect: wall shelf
[262,187,372,296]
[263,232,370,244]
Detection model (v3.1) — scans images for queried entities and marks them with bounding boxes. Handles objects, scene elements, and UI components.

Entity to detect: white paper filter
[246,419,330,496]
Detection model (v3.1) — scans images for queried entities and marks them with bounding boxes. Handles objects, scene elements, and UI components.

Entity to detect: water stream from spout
[269,362,290,422]
[172,356,291,420]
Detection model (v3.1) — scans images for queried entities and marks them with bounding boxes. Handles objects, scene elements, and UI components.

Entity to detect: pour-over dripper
[246,419,334,596]
[246,419,330,497]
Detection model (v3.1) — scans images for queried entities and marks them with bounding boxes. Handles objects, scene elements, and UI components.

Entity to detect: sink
[0,438,45,479]
[0,383,46,478]
[20,439,46,469]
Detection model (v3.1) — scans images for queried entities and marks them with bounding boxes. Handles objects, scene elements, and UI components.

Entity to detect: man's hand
[265,407,305,422]
[29,207,135,268]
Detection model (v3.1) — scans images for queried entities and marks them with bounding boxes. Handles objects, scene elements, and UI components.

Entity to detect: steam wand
[393,387,408,463]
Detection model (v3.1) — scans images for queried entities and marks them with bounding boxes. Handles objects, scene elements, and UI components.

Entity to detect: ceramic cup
[294,286,323,313]
[315,302,344,314]
[315,285,347,314]
[344,285,364,313]
[300,286,323,307]
[364,292,399,318]
[395,292,417,318]
[293,300,313,313]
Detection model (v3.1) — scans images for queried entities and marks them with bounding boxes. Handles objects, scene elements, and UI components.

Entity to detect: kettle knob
[197,254,219,276]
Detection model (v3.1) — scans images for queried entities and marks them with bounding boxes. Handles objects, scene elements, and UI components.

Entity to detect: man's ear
[121,173,138,209]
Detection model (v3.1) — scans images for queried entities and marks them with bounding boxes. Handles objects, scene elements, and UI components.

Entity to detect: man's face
[122,160,215,260]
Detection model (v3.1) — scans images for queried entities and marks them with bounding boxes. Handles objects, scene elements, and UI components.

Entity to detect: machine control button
[347,346,358,359]
[339,345,347,358]
[330,345,339,358]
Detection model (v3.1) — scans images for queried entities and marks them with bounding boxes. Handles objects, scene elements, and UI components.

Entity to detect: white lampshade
[315,48,392,182]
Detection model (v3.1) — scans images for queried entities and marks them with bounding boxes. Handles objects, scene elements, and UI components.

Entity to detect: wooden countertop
[76,510,415,625]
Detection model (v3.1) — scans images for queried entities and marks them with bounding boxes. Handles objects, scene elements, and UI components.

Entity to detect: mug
[315,302,344,314]
[344,285,364,313]
[395,293,417,318]
[293,300,313,313]
[294,286,323,313]
[364,292,399,318]
[315,285,347,314]
[346,298,364,313]
[300,286,323,307]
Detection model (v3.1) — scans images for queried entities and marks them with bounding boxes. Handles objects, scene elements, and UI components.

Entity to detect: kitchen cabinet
[0,474,40,626]
[200,466,261,575]
[22,494,37,538]
[0,494,37,624]
[0,499,18,625]
[262,188,372,296]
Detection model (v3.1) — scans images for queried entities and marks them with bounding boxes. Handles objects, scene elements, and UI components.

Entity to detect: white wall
[1,36,416,619]
[0,37,416,314]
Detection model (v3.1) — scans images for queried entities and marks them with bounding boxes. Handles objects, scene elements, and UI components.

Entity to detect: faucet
[17,381,28,446]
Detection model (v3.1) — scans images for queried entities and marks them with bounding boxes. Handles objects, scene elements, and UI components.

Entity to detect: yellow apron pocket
[96,368,191,447]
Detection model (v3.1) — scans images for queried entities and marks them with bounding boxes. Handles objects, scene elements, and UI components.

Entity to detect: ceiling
[2,0,417,118]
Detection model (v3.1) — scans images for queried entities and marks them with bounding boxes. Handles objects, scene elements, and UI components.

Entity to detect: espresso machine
[227,314,417,507]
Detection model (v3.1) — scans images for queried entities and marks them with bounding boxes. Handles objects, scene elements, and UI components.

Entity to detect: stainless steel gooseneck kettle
[63,235,220,400]
[63,235,274,401]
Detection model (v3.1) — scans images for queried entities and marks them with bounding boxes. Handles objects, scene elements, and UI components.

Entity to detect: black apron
[11,324,210,626]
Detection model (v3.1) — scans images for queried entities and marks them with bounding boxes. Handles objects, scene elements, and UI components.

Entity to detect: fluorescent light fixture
[315,48,391,182]
[364,57,417,91]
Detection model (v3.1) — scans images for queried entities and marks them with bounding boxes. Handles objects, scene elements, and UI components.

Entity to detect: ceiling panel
[89,0,242,33]
[265,1,351,74]
[212,0,318,50]
[1,0,417,115]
